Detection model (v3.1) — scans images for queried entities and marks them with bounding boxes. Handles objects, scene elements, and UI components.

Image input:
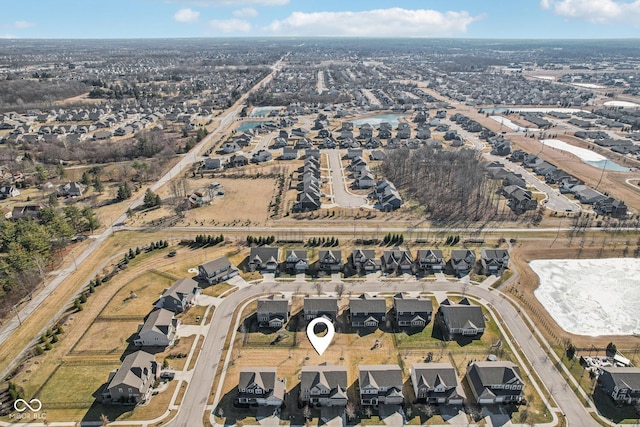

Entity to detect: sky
[1,0,640,39]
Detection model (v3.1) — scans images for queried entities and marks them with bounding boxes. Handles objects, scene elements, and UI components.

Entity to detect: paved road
[325,149,368,208]
[0,56,286,378]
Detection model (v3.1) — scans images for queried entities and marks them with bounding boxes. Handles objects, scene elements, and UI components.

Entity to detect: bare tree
[314,282,323,296]
[334,283,345,298]
[345,402,356,420]
[100,414,109,426]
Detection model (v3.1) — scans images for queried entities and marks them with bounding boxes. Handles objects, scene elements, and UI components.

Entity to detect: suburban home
[575,187,607,204]
[281,147,298,160]
[381,248,414,273]
[350,294,386,328]
[133,308,179,347]
[198,257,239,285]
[204,157,223,170]
[237,367,286,407]
[102,350,158,405]
[256,295,290,328]
[597,367,640,405]
[0,185,20,199]
[317,250,343,273]
[304,297,339,322]
[57,181,84,197]
[410,363,465,405]
[351,248,382,272]
[300,364,348,407]
[11,204,42,220]
[354,172,376,189]
[393,294,433,328]
[222,141,242,153]
[229,154,249,168]
[359,365,404,406]
[594,197,628,218]
[416,249,445,274]
[248,246,280,273]
[449,250,476,277]
[480,249,510,276]
[157,278,200,313]
[436,298,485,339]
[466,361,525,405]
[284,249,309,273]
[252,149,272,163]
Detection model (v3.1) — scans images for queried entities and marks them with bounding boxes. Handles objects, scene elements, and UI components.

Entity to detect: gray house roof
[238,367,278,391]
[300,364,348,395]
[137,308,176,339]
[249,246,280,265]
[350,293,386,314]
[438,299,485,331]
[257,295,289,316]
[304,297,339,314]
[411,362,459,390]
[359,364,403,390]
[394,294,433,314]
[599,367,640,392]
[162,277,198,301]
[107,350,157,391]
[466,361,524,400]
[199,257,234,276]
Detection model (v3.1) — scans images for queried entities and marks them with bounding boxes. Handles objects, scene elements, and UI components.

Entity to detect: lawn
[100,271,174,318]
[72,320,140,355]
[179,305,208,325]
[202,282,236,297]
[157,335,196,371]
[37,362,120,407]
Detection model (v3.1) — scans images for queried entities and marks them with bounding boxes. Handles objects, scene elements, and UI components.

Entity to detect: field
[100,271,174,318]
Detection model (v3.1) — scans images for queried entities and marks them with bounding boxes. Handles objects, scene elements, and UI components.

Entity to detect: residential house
[393,294,432,328]
[57,181,84,197]
[229,154,249,168]
[198,257,239,285]
[354,172,376,189]
[252,149,272,163]
[0,185,20,199]
[416,249,445,274]
[304,297,339,322]
[359,365,404,406]
[369,150,386,161]
[222,142,241,153]
[102,350,158,404]
[410,363,465,405]
[480,249,510,276]
[300,364,348,407]
[284,249,309,273]
[575,188,607,204]
[347,148,363,159]
[248,246,280,273]
[594,198,628,218]
[351,249,382,272]
[466,361,525,405]
[281,147,298,160]
[436,298,485,339]
[204,157,223,170]
[350,294,386,328]
[381,248,414,273]
[256,295,290,328]
[156,278,200,313]
[237,368,286,407]
[317,250,343,273]
[597,367,640,405]
[134,308,179,347]
[449,250,476,277]
[10,204,41,220]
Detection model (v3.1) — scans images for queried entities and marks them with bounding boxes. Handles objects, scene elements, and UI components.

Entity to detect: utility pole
[13,304,22,325]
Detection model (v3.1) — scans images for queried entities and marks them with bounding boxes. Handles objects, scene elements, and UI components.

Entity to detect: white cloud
[209,18,252,33]
[1,34,17,39]
[540,0,640,24]
[170,0,287,6]
[233,7,258,18]
[174,8,200,23]
[13,21,35,29]
[264,8,482,37]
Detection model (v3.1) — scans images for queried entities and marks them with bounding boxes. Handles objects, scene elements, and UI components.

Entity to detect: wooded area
[379,147,502,222]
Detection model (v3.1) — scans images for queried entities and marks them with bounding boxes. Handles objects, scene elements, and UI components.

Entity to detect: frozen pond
[541,139,630,171]
[480,107,586,114]
[604,100,640,108]
[236,121,264,132]
[489,115,540,132]
[532,258,640,336]
[352,113,406,127]
[249,106,282,117]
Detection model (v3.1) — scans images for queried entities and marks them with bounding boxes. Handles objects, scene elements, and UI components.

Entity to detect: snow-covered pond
[489,116,540,132]
[532,258,640,336]
[604,100,640,108]
[571,83,605,89]
[541,139,630,171]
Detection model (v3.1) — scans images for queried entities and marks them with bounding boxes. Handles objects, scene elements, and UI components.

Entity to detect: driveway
[325,149,368,208]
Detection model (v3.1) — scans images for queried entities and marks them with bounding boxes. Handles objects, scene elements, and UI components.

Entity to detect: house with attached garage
[575,187,607,204]
[156,278,200,314]
[281,147,298,160]
[284,249,309,272]
[351,248,382,273]
[480,249,510,276]
[416,249,445,274]
[393,294,432,328]
[410,363,465,405]
[102,350,158,404]
[256,295,290,328]
[134,308,179,347]
[300,364,348,407]
[436,298,485,339]
[465,361,525,405]
[304,297,339,322]
[248,246,279,273]
[317,250,343,273]
[597,367,640,405]
[204,157,223,170]
[237,367,286,407]
[57,181,84,197]
[198,256,239,285]
[381,248,414,273]
[449,250,476,277]
[0,185,20,199]
[359,365,404,406]
[350,293,386,328]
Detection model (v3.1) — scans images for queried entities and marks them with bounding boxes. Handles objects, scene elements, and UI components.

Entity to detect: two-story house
[350,294,386,328]
[198,257,238,285]
[300,364,348,407]
[304,297,339,322]
[133,308,179,347]
[256,295,290,328]
[436,298,485,339]
[416,249,445,274]
[598,367,640,405]
[156,278,200,314]
[351,249,382,273]
[449,250,476,278]
[480,249,510,276]
[393,294,433,329]
[237,367,286,407]
[248,246,280,273]
[466,361,525,405]
[318,250,343,273]
[359,365,404,406]
[102,350,158,404]
[381,248,414,274]
[284,249,309,273]
[410,363,465,405]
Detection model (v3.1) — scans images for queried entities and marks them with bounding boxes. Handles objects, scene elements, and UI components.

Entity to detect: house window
[118,388,123,393]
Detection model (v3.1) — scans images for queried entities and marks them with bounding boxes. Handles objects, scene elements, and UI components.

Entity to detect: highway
[166,278,599,427]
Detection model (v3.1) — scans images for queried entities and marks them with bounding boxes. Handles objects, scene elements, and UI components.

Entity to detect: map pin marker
[307,317,335,356]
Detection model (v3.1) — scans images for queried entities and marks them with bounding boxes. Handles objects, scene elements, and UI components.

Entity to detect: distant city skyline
[1,0,640,40]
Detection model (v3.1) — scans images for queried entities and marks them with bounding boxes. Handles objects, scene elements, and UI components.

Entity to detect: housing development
[1,36,640,427]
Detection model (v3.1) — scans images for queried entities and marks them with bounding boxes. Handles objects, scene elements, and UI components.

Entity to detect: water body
[352,113,407,127]
[480,107,585,114]
[586,160,631,171]
[541,139,630,172]
[236,121,264,132]
[249,106,282,117]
